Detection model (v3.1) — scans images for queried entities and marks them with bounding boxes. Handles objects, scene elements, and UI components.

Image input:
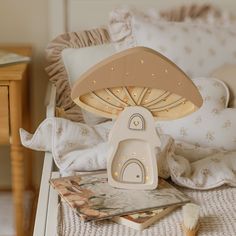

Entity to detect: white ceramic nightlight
[71,47,202,190]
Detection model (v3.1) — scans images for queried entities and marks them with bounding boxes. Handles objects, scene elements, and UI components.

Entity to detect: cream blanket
[20,117,236,190]
[58,186,236,236]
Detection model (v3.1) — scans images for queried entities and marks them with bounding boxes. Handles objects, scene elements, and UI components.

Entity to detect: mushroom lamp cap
[71,47,203,120]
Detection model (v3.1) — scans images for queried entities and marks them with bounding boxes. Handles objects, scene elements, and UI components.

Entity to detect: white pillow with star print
[157,77,236,151]
[109,7,236,78]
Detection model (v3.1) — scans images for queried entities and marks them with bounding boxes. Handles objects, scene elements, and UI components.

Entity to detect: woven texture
[57,185,236,236]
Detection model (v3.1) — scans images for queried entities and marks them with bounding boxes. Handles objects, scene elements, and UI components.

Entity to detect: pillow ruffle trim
[45,28,110,122]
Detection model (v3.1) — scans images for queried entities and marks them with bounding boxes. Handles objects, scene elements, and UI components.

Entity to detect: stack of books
[50,173,190,230]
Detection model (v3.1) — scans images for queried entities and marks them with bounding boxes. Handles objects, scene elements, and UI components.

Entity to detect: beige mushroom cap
[71,46,203,120]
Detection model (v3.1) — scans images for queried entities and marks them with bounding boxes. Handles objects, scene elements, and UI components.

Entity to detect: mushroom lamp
[71,47,203,190]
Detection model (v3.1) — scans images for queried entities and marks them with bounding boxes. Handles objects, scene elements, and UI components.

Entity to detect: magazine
[50,173,190,221]
[0,50,30,66]
[112,205,179,230]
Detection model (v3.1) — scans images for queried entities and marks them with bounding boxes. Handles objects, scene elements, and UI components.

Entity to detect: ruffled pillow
[109,7,236,78]
[45,28,110,122]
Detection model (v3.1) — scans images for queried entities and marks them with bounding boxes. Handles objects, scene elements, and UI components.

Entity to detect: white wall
[0,0,49,188]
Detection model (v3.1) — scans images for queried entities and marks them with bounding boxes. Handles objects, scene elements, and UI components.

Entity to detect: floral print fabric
[20,107,236,190]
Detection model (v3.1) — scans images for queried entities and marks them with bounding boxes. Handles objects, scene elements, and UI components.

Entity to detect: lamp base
[107,106,161,190]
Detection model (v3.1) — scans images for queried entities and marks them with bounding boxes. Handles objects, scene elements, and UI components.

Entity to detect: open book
[50,173,190,222]
[0,50,30,66]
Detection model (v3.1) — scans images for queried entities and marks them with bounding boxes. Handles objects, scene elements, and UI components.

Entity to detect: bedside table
[0,46,32,236]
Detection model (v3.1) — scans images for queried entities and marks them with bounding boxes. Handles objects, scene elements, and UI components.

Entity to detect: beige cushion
[45,28,110,123]
[62,44,116,125]
[62,44,115,86]
[210,64,236,108]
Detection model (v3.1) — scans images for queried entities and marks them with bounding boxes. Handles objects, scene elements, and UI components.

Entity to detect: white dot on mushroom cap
[178,82,182,86]
[140,59,144,64]
[165,69,168,73]
[92,80,96,84]
[111,67,114,71]
[151,73,155,77]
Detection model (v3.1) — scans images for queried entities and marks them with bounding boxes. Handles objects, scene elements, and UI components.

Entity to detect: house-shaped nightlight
[71,47,202,190]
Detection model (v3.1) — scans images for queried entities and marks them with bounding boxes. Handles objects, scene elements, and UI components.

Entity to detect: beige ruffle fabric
[160,4,236,24]
[45,28,110,122]
[159,4,220,22]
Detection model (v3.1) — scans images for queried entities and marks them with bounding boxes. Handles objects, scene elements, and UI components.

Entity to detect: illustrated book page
[50,173,190,221]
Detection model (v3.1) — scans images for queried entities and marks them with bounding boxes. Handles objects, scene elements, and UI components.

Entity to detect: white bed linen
[20,117,236,190]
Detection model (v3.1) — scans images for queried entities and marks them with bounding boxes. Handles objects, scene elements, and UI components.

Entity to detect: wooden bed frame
[33,1,236,235]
